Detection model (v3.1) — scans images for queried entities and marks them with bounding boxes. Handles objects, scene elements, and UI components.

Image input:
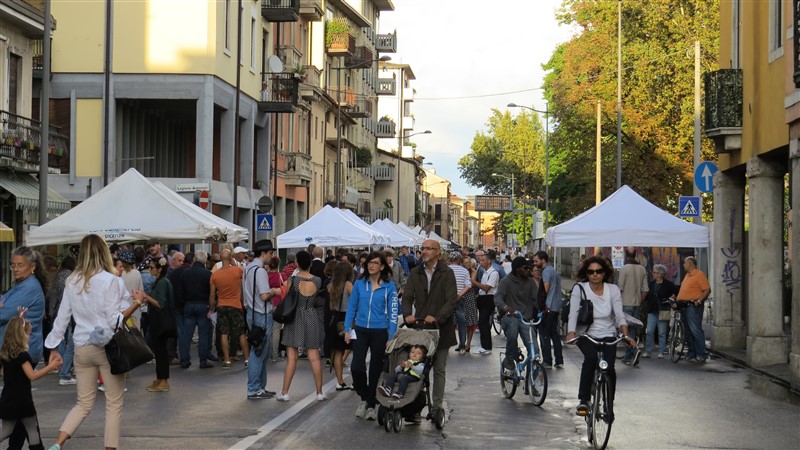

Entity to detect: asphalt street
[22,330,800,449]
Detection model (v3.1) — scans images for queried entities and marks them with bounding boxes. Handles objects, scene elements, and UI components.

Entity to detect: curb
[707,348,799,394]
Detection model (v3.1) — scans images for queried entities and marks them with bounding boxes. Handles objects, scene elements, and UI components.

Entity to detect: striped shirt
[449,264,471,296]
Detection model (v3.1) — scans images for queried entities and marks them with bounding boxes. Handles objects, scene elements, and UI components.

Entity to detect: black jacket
[402,260,458,349]
[179,262,211,305]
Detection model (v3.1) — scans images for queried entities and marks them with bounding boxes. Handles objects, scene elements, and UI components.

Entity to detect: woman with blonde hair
[45,234,144,450]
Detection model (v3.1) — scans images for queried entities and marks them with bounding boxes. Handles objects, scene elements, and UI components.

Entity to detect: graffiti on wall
[720,209,741,324]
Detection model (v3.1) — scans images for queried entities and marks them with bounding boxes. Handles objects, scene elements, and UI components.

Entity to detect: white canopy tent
[26,169,249,245]
[424,229,451,247]
[384,220,425,245]
[277,205,388,248]
[545,185,709,247]
[370,220,417,247]
[339,209,390,246]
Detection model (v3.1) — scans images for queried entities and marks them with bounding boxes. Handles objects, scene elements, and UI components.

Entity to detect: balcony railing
[344,46,374,69]
[375,120,395,138]
[0,110,69,173]
[348,167,373,193]
[376,32,397,53]
[261,0,299,22]
[299,0,323,20]
[31,39,43,78]
[326,18,356,56]
[284,151,312,186]
[278,44,303,72]
[704,69,742,153]
[376,77,396,95]
[374,208,392,221]
[327,86,356,108]
[299,64,322,100]
[374,164,394,181]
[346,97,372,118]
[258,73,300,113]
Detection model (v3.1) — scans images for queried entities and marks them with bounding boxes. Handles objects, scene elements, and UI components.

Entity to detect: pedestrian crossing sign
[678,196,701,218]
[256,213,273,231]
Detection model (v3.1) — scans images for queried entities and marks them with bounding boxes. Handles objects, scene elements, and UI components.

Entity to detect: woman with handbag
[646,264,677,359]
[327,261,354,390]
[132,257,173,392]
[45,234,144,450]
[565,255,635,418]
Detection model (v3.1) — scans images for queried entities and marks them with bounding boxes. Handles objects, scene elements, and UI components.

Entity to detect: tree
[542,0,719,223]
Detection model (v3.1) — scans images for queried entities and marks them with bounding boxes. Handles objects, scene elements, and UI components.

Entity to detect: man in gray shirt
[534,251,563,368]
[495,257,538,366]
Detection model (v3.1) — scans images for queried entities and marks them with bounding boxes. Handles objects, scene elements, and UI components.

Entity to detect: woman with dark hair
[51,256,78,386]
[327,261,354,390]
[132,256,173,392]
[565,255,635,418]
[344,251,399,421]
[276,250,326,402]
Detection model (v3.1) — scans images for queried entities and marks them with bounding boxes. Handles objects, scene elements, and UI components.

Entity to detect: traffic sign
[694,161,718,193]
[257,196,273,214]
[679,196,701,218]
[256,214,273,232]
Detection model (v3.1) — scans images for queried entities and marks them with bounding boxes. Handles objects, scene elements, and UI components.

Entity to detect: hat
[118,249,136,265]
[233,246,249,254]
[252,239,275,254]
[511,256,530,272]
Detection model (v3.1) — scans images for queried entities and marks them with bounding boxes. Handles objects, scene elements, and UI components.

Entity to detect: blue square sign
[679,196,701,218]
[256,214,273,231]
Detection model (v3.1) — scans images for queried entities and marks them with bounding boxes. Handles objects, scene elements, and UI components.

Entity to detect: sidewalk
[559,276,797,393]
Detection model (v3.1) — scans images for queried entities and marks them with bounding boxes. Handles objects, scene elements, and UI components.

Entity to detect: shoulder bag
[572,283,594,326]
[105,317,155,374]
[272,276,298,324]
[246,267,267,351]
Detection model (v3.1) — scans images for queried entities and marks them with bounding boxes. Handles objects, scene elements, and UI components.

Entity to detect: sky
[379,0,575,197]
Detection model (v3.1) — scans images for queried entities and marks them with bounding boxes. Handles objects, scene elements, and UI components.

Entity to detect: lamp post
[333,55,391,207]
[396,129,431,222]
[508,102,549,235]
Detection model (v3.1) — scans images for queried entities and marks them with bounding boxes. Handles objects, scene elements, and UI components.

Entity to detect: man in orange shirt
[209,249,249,369]
[676,256,711,363]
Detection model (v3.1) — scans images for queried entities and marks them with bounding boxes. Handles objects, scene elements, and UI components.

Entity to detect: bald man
[402,239,457,421]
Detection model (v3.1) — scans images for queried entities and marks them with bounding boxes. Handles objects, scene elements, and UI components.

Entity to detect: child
[378,345,427,399]
[0,316,60,450]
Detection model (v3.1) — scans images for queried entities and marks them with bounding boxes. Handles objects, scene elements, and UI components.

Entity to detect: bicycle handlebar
[564,333,626,346]
[510,311,542,327]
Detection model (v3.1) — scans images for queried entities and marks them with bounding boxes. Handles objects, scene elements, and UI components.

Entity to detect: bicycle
[499,312,547,406]
[565,334,626,450]
[668,301,688,363]
[491,310,503,335]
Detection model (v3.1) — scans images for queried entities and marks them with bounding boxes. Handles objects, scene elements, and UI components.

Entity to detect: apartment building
[706,0,798,387]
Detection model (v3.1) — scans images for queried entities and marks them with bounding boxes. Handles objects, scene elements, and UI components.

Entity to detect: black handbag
[105,317,155,374]
[574,283,594,326]
[272,277,298,324]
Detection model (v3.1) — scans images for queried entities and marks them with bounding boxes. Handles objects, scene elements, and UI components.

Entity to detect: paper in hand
[348,329,357,340]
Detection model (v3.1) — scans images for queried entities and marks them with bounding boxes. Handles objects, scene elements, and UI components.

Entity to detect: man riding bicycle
[494,257,545,369]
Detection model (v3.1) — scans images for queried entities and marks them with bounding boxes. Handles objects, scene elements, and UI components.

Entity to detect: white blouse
[45,270,131,349]
[568,282,627,338]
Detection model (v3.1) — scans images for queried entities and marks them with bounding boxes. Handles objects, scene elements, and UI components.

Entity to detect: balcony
[376,77,396,95]
[299,0,323,20]
[299,65,322,100]
[278,44,303,72]
[376,32,397,53]
[326,18,356,56]
[374,208,392,221]
[344,46,374,69]
[704,69,742,153]
[283,152,312,186]
[375,119,395,138]
[348,167,373,193]
[374,164,394,181]
[31,39,43,78]
[0,110,69,174]
[345,97,372,118]
[327,85,356,108]
[261,0,299,22]
[258,73,300,113]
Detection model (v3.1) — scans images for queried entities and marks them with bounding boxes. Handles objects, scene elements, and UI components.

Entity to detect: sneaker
[478,348,492,355]
[222,361,232,369]
[543,363,553,369]
[336,383,352,391]
[458,349,466,355]
[472,347,485,354]
[97,384,105,392]
[168,357,180,365]
[276,392,290,402]
[658,352,666,359]
[247,390,272,400]
[690,356,706,363]
[355,401,367,418]
[58,378,77,386]
[48,445,60,450]
[503,357,516,371]
[378,386,391,397]
[365,408,377,421]
[244,360,249,368]
[391,392,402,399]
[576,401,589,416]
[405,413,422,424]
[316,393,328,401]
[642,352,651,358]
[621,359,631,365]
[555,364,564,369]
[199,362,214,369]
[263,390,276,396]
[632,350,642,366]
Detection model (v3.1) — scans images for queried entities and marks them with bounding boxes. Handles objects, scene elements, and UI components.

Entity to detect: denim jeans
[622,306,640,361]
[58,326,75,380]
[682,303,706,359]
[539,311,563,365]
[246,310,273,395]
[170,312,185,359]
[180,303,211,364]
[500,315,534,363]
[454,301,467,348]
[645,313,668,353]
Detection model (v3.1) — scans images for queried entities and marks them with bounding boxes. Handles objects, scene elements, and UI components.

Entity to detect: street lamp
[508,102,549,234]
[333,55,391,207]
[396,129,431,222]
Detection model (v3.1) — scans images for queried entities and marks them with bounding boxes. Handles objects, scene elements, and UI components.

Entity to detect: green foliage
[325,19,350,48]
[354,146,372,167]
[541,0,719,223]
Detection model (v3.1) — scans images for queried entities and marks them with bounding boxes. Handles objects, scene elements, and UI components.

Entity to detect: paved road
[25,330,800,449]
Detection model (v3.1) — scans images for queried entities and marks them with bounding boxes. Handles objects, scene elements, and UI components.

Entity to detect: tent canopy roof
[277,205,388,248]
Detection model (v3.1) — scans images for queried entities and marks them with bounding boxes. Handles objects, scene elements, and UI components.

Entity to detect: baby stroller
[376,324,444,432]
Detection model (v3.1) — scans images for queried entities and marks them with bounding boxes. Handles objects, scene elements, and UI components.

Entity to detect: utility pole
[693,40,701,224]
[616,0,623,189]
[38,0,52,225]
[596,100,602,205]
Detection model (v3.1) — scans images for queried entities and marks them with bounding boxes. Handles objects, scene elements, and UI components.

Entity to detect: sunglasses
[587,269,605,275]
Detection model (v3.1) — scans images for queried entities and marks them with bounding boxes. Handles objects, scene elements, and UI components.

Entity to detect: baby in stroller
[378,345,427,399]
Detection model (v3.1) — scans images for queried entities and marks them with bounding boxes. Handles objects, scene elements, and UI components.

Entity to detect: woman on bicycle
[565,255,634,417]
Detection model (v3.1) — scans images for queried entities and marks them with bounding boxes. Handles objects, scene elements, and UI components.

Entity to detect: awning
[0,222,13,243]
[0,174,72,214]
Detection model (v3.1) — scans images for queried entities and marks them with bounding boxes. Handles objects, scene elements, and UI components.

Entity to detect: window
[250,17,257,69]
[731,0,740,68]
[769,0,784,61]
[224,0,230,50]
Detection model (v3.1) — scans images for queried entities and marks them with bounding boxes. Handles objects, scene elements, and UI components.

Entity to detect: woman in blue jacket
[344,251,398,422]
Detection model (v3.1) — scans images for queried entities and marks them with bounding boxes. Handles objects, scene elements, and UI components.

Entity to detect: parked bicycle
[668,300,688,363]
[499,312,547,406]
[566,334,626,450]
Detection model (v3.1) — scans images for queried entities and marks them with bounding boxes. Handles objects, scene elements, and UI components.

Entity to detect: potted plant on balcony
[354,146,372,167]
[325,19,350,49]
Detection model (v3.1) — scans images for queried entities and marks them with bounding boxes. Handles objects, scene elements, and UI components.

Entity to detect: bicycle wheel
[670,321,685,363]
[492,312,502,335]
[500,359,517,399]
[591,376,613,450]
[527,360,547,406]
